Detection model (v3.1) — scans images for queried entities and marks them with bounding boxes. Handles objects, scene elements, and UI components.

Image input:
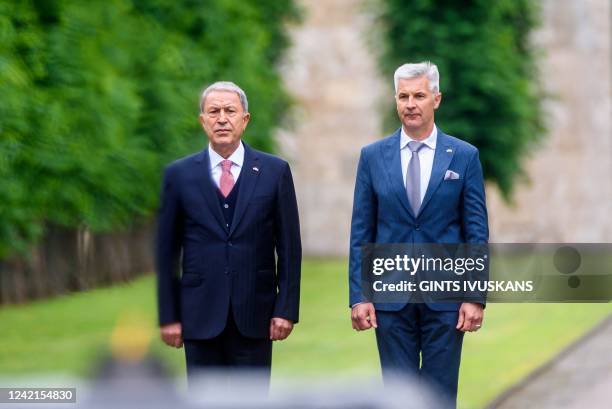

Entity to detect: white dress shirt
[208,141,244,188]
[400,125,437,203]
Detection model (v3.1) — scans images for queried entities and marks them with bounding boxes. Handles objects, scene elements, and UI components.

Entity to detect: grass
[0,258,610,408]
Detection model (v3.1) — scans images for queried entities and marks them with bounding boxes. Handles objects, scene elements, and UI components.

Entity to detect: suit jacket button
[415,224,420,230]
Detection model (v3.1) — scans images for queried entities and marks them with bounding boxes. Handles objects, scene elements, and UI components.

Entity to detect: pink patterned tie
[219,159,234,197]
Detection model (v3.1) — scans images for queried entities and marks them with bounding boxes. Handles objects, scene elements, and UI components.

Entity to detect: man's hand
[351,302,378,331]
[456,302,484,332]
[269,318,294,341]
[160,322,183,348]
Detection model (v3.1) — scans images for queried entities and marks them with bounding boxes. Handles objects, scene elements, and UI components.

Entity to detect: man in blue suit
[349,62,488,406]
[156,81,301,384]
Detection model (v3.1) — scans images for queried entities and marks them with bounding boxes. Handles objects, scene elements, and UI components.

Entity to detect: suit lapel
[419,131,455,214]
[229,144,260,236]
[195,149,227,232]
[381,129,415,218]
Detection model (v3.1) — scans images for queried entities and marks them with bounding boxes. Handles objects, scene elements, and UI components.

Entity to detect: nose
[217,110,228,123]
[407,96,417,109]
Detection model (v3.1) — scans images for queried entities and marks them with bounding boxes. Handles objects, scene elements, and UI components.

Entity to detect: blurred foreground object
[16,371,446,409]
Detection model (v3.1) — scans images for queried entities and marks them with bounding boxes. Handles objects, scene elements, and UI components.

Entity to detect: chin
[403,122,422,129]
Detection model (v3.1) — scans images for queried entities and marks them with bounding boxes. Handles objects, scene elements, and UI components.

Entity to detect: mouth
[215,129,231,134]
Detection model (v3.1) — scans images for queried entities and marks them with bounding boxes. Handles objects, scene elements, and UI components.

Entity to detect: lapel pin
[446,148,452,153]
[252,167,259,172]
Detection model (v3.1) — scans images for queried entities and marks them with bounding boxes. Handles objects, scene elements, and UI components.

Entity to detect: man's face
[395,76,441,138]
[199,90,250,153]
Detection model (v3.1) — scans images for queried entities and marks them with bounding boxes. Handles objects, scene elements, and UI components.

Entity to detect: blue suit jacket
[349,128,489,311]
[156,143,301,339]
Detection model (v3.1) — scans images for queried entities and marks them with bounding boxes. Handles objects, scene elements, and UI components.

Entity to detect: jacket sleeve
[461,149,489,305]
[349,147,378,307]
[461,149,489,244]
[156,165,183,326]
[273,162,302,322]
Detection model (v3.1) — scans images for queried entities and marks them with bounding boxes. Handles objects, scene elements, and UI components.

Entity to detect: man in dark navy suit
[349,62,488,406]
[156,81,301,384]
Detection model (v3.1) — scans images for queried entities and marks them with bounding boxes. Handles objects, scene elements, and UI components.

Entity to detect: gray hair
[393,61,440,94]
[199,81,249,113]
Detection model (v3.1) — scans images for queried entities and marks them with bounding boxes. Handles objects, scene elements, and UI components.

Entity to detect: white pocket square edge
[444,170,460,180]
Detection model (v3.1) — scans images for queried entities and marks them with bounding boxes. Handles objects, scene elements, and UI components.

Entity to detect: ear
[198,113,206,127]
[242,112,251,128]
[433,92,442,109]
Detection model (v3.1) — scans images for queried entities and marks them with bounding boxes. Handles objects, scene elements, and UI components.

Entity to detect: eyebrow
[206,103,238,110]
[397,90,427,95]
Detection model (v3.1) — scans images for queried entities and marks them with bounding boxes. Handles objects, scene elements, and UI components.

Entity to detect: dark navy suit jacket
[156,143,301,339]
[349,128,489,311]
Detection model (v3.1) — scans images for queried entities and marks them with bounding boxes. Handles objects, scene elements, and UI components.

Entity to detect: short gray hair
[199,81,249,113]
[393,61,440,94]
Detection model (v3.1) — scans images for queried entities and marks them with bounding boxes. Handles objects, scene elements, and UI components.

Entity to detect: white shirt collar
[400,125,438,150]
[208,141,245,170]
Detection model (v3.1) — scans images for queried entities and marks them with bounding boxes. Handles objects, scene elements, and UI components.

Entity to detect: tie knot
[408,141,425,153]
[220,160,233,172]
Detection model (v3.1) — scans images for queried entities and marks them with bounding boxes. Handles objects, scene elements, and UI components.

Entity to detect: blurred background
[0,0,610,408]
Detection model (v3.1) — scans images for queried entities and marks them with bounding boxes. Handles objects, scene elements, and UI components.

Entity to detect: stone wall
[488,0,612,243]
[277,0,387,255]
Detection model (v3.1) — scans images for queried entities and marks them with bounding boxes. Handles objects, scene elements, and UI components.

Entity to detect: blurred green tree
[0,0,299,258]
[378,0,544,197]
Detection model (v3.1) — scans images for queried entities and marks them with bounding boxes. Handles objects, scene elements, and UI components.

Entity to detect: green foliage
[378,0,544,197]
[0,0,299,258]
